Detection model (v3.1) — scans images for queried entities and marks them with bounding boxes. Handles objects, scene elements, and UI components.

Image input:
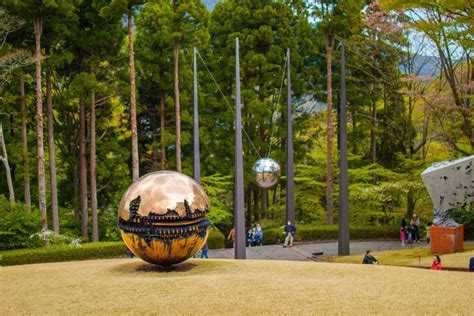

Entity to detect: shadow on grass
[135,261,197,273]
[111,258,232,275]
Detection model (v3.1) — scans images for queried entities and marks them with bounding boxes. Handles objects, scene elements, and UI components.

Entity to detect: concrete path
[207,240,474,261]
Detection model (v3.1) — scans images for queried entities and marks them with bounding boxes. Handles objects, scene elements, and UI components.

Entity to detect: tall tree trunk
[151,102,158,169]
[173,38,181,172]
[381,88,389,167]
[261,188,268,218]
[90,91,98,242]
[246,187,252,229]
[73,163,80,219]
[253,189,259,225]
[19,68,31,208]
[46,70,59,233]
[160,95,166,170]
[272,186,277,206]
[324,32,335,225]
[351,113,358,155]
[370,94,377,183]
[0,124,15,202]
[407,94,414,156]
[33,16,48,246]
[128,11,139,181]
[79,97,88,239]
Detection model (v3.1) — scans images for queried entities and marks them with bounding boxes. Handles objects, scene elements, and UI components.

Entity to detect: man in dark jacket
[362,250,379,264]
[283,221,296,247]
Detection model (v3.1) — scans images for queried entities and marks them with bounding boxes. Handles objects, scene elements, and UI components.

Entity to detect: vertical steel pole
[193,47,200,183]
[286,48,295,225]
[338,40,350,255]
[235,38,246,259]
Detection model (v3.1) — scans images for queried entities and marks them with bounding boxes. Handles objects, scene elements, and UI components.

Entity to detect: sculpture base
[431,224,463,253]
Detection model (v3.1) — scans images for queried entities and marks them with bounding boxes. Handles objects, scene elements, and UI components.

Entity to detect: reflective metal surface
[118,171,210,220]
[252,158,280,188]
[118,171,211,266]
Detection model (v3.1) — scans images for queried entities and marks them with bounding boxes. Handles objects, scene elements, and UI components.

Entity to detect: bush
[452,207,474,240]
[0,197,42,250]
[0,241,128,266]
[207,229,225,249]
[263,224,398,244]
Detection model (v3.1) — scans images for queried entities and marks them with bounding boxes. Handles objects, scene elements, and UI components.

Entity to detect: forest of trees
[0,0,472,245]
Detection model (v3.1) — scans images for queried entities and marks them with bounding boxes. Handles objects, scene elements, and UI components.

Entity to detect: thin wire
[196,49,262,159]
[267,55,287,157]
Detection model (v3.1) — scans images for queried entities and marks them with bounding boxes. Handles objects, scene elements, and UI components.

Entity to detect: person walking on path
[362,250,379,264]
[431,255,442,270]
[283,221,296,247]
[400,227,406,246]
[411,214,420,243]
[200,241,209,259]
[227,227,235,248]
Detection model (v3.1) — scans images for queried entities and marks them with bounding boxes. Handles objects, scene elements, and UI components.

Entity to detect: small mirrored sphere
[118,171,211,266]
[252,158,281,188]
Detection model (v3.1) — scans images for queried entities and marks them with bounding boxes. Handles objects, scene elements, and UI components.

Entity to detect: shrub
[452,207,474,240]
[263,224,398,244]
[0,241,128,266]
[207,229,225,249]
[0,197,42,250]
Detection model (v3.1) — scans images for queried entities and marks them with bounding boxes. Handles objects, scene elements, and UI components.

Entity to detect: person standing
[411,214,420,243]
[283,221,296,247]
[200,241,209,259]
[400,227,406,246]
[227,227,235,248]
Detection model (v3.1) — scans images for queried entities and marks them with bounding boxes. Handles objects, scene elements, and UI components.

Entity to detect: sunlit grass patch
[0,258,473,314]
[329,245,474,268]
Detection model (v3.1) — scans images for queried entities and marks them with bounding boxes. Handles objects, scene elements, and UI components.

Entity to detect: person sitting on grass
[247,229,255,247]
[362,250,379,264]
[431,255,442,270]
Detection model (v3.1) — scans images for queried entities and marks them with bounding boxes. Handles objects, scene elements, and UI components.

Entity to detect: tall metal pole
[234,38,246,259]
[286,48,295,225]
[338,40,350,255]
[193,47,200,183]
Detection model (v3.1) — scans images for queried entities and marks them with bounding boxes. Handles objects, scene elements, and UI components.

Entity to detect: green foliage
[263,224,399,245]
[0,197,42,250]
[0,241,128,266]
[452,207,474,240]
[207,229,225,249]
[201,174,233,229]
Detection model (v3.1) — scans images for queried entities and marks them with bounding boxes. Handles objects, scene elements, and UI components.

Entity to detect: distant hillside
[400,55,440,77]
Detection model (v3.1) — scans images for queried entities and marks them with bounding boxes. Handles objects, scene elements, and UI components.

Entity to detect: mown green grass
[329,245,474,268]
[0,258,473,315]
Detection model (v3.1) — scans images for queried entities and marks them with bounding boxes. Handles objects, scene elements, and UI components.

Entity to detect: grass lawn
[0,258,473,314]
[328,246,474,268]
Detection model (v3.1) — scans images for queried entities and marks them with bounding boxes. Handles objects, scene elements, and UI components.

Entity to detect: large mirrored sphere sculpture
[252,158,281,188]
[118,171,211,266]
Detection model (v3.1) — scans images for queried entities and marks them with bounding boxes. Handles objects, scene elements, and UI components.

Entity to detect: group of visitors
[227,221,297,248]
[247,223,264,247]
[400,214,427,245]
[362,250,444,271]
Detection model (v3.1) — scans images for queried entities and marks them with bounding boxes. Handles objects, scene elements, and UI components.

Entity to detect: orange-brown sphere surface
[118,171,211,265]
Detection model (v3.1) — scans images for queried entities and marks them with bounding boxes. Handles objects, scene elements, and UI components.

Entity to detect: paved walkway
[208,240,474,261]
